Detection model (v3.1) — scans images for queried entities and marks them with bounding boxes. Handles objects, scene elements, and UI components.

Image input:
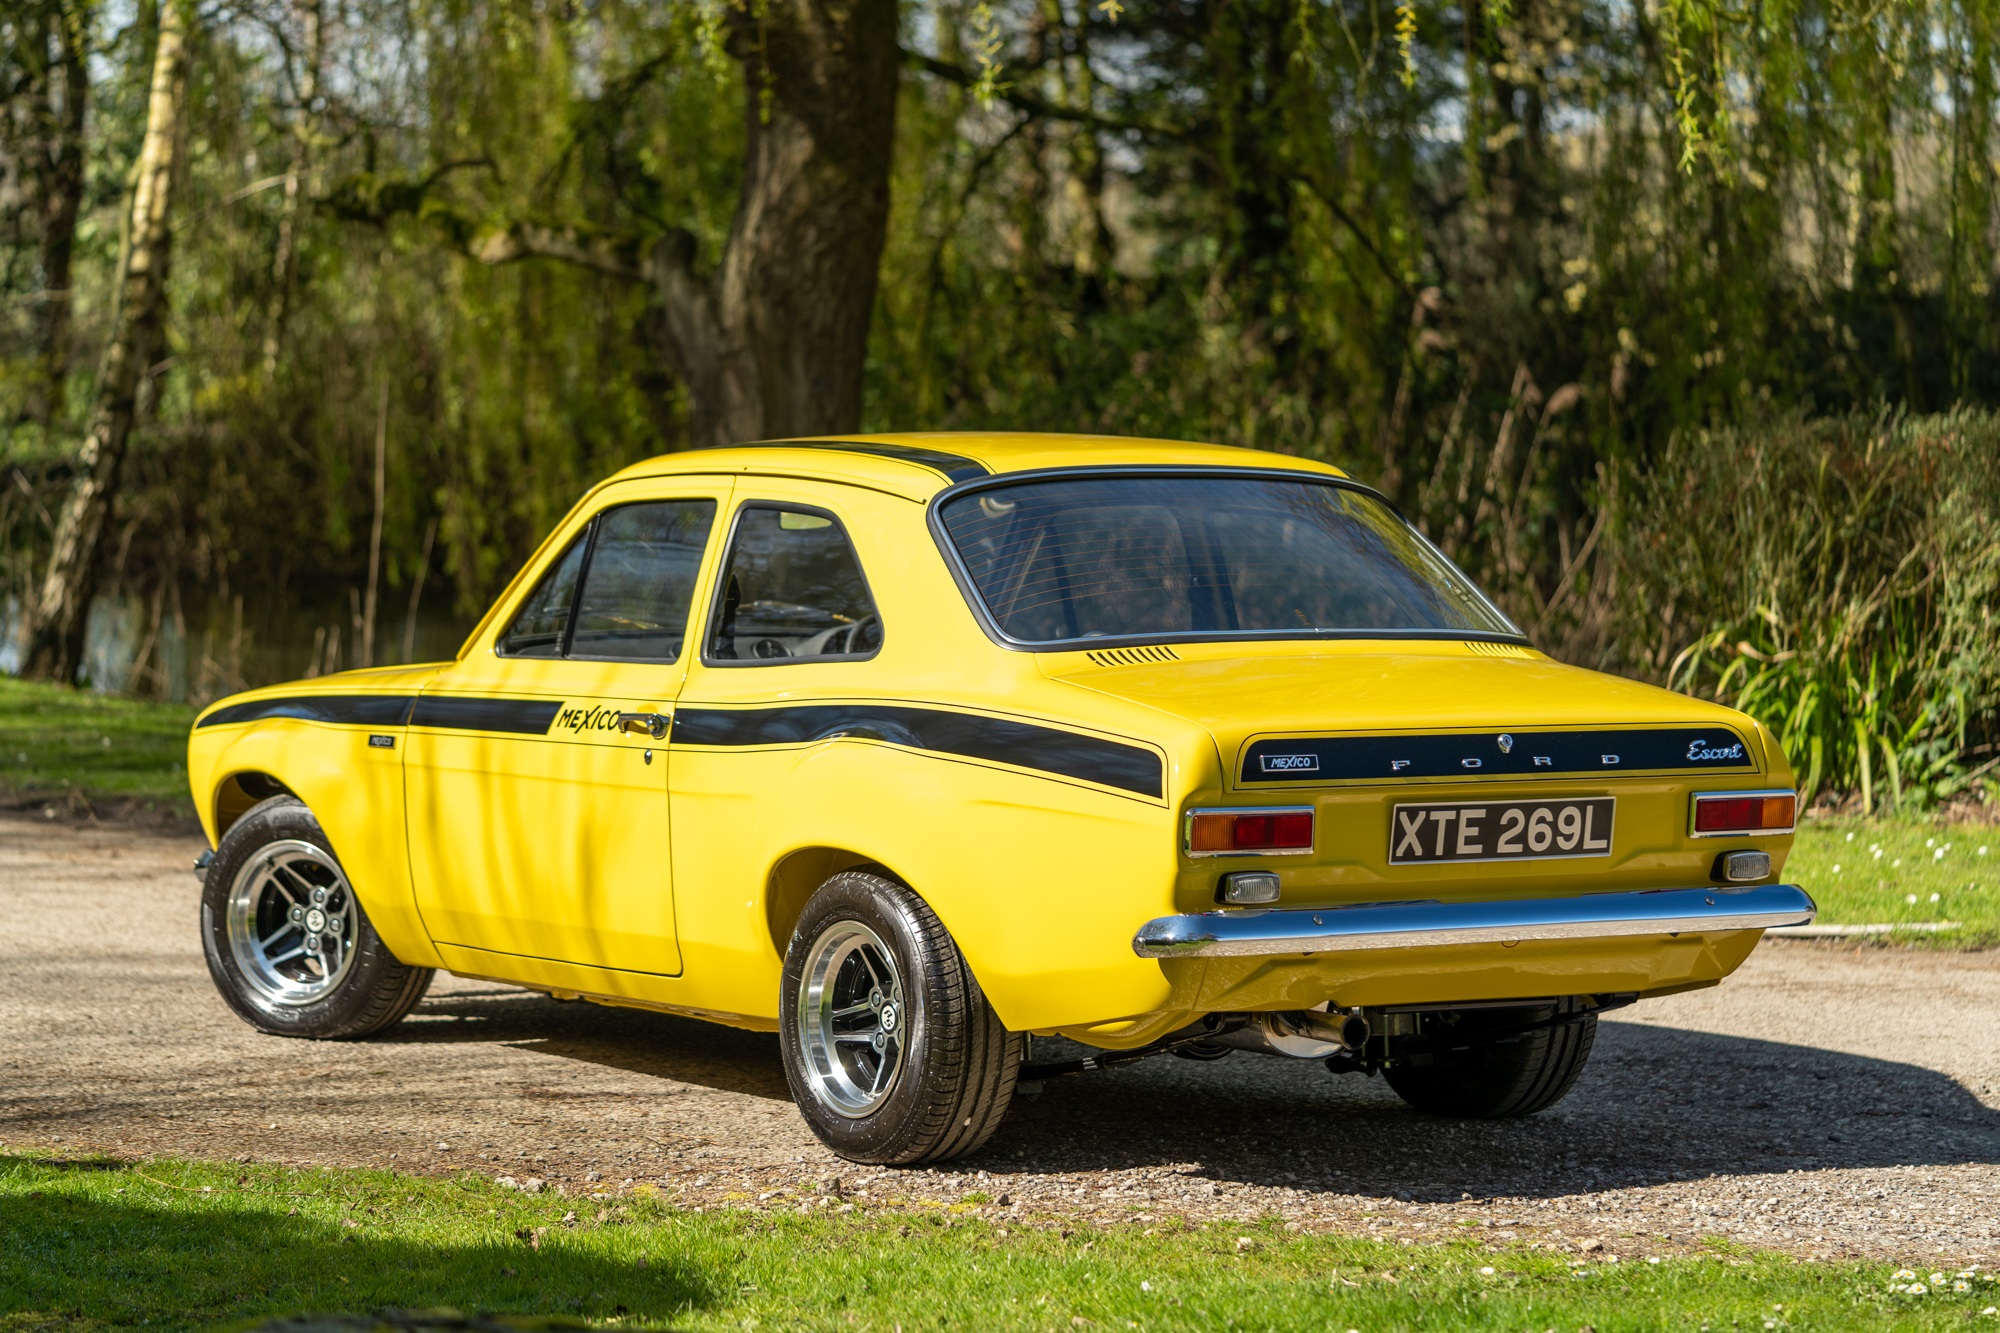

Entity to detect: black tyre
[1382,998,1597,1118]
[200,795,433,1039]
[779,870,1020,1165]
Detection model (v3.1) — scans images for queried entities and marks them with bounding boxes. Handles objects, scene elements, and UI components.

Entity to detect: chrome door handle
[617,712,669,740]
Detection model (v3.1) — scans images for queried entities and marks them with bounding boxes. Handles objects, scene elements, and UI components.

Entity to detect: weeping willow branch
[906,50,1184,138]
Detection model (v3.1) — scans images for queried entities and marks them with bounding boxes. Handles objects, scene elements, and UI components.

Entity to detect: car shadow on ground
[991,1018,2000,1201]
[377,988,1999,1200]
[381,986,793,1101]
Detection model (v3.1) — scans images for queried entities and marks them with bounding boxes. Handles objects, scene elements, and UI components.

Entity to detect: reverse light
[1690,790,1796,838]
[1717,849,1773,882]
[1185,807,1314,857]
[1218,871,1282,905]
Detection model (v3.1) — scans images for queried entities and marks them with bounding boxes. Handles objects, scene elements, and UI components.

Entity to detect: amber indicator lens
[1188,810,1314,853]
[1692,793,1796,834]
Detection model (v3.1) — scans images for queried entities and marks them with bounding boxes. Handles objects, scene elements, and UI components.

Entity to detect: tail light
[1185,807,1314,856]
[1690,790,1796,837]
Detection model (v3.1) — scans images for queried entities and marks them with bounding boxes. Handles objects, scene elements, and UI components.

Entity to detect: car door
[664,484,890,992]
[404,481,730,976]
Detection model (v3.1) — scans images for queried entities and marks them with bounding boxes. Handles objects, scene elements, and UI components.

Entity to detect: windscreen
[937,475,1519,644]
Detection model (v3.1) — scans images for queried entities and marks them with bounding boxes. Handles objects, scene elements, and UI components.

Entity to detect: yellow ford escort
[188,433,1814,1163]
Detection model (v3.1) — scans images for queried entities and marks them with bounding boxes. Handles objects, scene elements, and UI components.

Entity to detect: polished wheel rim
[226,840,358,1006]
[797,921,906,1118]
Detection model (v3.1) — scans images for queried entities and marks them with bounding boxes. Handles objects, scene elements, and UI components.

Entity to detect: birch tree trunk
[21,0,189,683]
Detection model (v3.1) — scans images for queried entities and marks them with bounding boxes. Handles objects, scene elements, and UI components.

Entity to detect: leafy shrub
[1607,410,2000,810]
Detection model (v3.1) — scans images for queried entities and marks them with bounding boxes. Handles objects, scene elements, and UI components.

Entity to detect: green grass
[1787,816,2000,943]
[1,1152,1994,1332]
[0,676,196,816]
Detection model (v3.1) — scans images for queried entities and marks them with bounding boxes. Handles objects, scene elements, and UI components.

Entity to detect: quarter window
[707,505,882,662]
[496,499,717,661]
[495,535,587,658]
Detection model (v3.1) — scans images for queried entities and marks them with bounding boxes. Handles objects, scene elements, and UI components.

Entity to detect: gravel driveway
[5,814,1997,1264]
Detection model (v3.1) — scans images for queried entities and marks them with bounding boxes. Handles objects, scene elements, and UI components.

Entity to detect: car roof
[607,432,1349,500]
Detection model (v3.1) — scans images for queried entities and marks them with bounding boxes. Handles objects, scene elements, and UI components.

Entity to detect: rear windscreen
[936,474,1518,645]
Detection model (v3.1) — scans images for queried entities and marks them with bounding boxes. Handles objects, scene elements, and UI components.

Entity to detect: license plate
[1389,797,1615,864]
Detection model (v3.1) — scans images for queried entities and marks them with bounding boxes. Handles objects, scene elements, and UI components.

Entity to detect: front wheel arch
[212,770,295,839]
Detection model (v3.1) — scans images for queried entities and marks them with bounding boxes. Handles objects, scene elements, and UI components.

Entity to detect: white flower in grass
[1981,846,1990,856]
[1908,894,1919,905]
[1931,893,1942,903]
[1895,1269,1919,1280]
[1933,1272,1949,1285]
[1927,838,1936,848]
[1846,831,1855,841]
[1936,848,1948,861]
[1873,846,1884,858]
[1833,864,1842,873]
[1960,1281,1976,1293]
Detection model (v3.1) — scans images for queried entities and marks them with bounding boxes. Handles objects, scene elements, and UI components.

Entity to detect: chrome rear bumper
[1131,884,1816,959]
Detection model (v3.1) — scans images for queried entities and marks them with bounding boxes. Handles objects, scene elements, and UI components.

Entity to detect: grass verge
[3,1152,1995,1331]
[1787,816,2000,945]
[0,676,195,818]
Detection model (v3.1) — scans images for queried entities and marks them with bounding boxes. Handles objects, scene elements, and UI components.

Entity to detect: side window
[495,499,717,661]
[706,504,883,662]
[569,500,716,660]
[496,534,587,658]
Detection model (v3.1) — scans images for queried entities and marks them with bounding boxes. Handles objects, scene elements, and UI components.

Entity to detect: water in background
[0,590,474,703]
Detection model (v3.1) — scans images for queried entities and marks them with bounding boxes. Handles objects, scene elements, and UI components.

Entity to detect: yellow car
[188,433,1814,1164]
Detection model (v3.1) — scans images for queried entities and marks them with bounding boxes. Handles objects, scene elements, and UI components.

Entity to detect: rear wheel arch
[764,847,898,959]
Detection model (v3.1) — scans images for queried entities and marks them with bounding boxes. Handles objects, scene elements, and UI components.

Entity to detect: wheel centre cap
[879,1001,898,1032]
[305,908,327,933]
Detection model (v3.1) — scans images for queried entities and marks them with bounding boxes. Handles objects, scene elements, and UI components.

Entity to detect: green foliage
[3,1151,1990,1330]
[1610,412,2000,810]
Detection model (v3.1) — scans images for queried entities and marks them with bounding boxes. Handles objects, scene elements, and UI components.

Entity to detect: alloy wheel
[796,920,907,1117]
[224,839,358,1006]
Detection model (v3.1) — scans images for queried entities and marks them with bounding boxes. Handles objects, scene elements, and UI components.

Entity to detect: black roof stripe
[690,440,989,483]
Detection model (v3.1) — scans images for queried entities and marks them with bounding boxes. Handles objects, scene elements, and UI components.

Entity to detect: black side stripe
[409,695,565,735]
[196,694,415,729]
[674,704,1162,798]
[693,439,989,483]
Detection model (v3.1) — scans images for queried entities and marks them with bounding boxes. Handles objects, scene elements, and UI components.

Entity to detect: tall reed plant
[1607,411,2000,811]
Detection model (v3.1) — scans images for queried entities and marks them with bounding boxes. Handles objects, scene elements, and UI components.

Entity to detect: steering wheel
[823,613,881,655]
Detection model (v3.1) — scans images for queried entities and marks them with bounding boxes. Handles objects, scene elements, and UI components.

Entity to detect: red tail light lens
[1186,808,1314,855]
[1691,791,1796,836]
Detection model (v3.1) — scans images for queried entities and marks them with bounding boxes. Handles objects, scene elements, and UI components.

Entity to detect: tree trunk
[648,0,900,447]
[21,0,189,683]
[260,0,320,380]
[2,0,90,432]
